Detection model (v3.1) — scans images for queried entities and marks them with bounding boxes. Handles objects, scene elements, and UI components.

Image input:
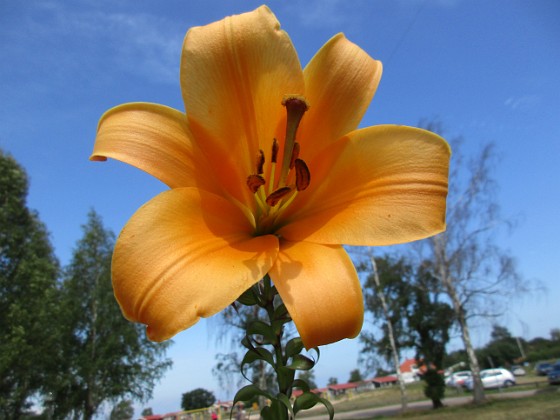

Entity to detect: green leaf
[247,320,276,343]
[293,392,318,413]
[233,385,272,406]
[318,396,335,419]
[276,393,294,419]
[286,354,315,371]
[261,399,289,420]
[285,337,304,358]
[292,379,310,393]
[272,303,289,320]
[276,366,295,394]
[293,393,335,419]
[240,347,275,381]
[236,286,259,306]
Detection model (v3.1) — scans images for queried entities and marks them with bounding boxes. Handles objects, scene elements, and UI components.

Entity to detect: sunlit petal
[112,187,279,341]
[299,34,382,161]
[181,5,304,206]
[270,241,363,349]
[91,103,219,193]
[278,125,451,246]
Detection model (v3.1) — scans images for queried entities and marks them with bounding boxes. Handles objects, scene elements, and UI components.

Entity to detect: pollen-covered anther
[256,149,265,175]
[266,186,292,206]
[294,159,310,191]
[271,139,279,163]
[247,174,265,193]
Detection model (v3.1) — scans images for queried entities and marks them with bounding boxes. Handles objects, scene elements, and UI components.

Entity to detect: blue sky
[1,0,559,416]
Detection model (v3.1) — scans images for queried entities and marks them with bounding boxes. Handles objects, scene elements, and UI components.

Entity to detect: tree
[141,407,154,417]
[361,255,455,409]
[48,211,172,419]
[0,150,61,418]
[181,388,216,411]
[413,123,525,403]
[327,377,338,386]
[406,261,455,409]
[348,369,363,383]
[360,255,411,412]
[479,325,522,368]
[110,399,134,420]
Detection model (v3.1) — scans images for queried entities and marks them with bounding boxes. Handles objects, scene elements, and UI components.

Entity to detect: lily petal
[299,34,382,161]
[112,187,279,341]
[270,241,363,349]
[180,5,304,206]
[278,125,451,246]
[92,103,219,193]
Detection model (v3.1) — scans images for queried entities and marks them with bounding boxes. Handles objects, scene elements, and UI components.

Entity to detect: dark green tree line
[0,150,61,418]
[1,149,173,417]
[47,211,172,419]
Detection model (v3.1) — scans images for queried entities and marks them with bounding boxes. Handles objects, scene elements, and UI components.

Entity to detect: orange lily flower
[91,6,450,349]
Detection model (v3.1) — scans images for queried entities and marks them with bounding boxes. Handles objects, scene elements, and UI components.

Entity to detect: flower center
[246,95,311,235]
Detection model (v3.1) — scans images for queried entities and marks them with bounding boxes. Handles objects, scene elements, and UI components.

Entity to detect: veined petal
[278,126,451,246]
[112,187,279,341]
[180,5,304,206]
[299,34,382,161]
[270,241,363,349]
[91,103,219,193]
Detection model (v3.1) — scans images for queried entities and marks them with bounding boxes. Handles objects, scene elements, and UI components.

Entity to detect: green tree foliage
[181,388,216,411]
[110,399,134,420]
[407,262,455,408]
[327,377,338,385]
[361,256,455,409]
[478,325,521,368]
[348,369,363,383]
[0,150,60,418]
[141,407,154,417]
[47,211,172,419]
[359,256,414,372]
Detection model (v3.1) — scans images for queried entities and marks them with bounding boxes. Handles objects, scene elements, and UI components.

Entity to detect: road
[302,389,539,420]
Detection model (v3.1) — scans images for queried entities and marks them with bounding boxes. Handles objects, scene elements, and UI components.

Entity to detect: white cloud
[10,2,186,85]
[504,95,540,111]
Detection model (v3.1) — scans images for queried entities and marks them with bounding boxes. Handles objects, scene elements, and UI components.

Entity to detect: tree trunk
[370,257,408,412]
[434,237,485,404]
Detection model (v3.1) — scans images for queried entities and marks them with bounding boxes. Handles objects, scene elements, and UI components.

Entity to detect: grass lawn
[391,388,560,420]
[298,376,559,419]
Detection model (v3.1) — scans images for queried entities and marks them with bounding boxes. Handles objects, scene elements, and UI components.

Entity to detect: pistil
[280,96,309,186]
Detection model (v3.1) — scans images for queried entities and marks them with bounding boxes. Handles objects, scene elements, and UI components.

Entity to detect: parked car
[547,363,560,385]
[445,370,472,388]
[511,365,526,376]
[535,362,554,376]
[464,368,516,390]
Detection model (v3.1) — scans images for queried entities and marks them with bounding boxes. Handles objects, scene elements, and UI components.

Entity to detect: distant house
[291,387,328,400]
[399,358,422,383]
[327,382,361,397]
[371,375,398,388]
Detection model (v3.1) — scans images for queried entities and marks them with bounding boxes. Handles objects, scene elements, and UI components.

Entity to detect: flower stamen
[280,95,309,186]
[266,186,292,207]
[294,158,310,191]
[247,174,265,193]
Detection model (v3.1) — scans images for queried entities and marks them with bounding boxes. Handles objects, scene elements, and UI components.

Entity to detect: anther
[294,159,310,191]
[271,139,279,163]
[266,187,292,206]
[289,142,300,170]
[247,175,265,193]
[256,149,265,175]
